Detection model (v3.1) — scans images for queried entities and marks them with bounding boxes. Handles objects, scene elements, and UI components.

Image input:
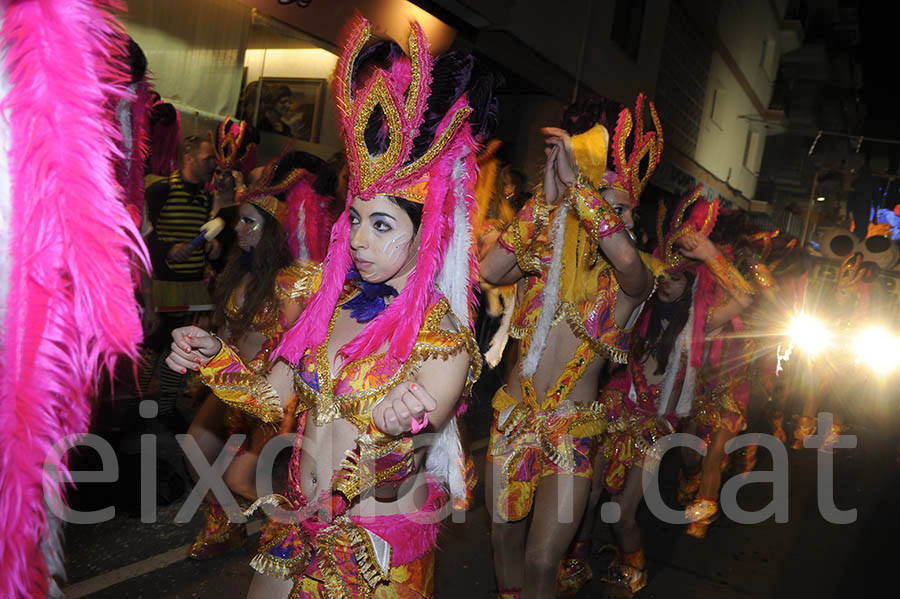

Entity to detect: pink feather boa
[0,1,146,596]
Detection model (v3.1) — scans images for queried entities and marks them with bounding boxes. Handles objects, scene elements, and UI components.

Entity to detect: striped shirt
[155,171,212,277]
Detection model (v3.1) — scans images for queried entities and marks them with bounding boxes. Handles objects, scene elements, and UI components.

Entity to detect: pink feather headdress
[0,1,146,597]
[113,69,152,228]
[276,14,480,368]
[654,184,719,273]
[598,93,664,207]
[239,150,335,263]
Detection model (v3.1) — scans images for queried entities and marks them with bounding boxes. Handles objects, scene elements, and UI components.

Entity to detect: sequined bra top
[294,292,481,432]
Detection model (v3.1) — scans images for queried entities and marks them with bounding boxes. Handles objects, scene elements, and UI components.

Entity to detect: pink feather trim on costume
[338,132,468,366]
[126,78,152,226]
[300,476,446,566]
[276,208,354,363]
[0,1,146,596]
[280,170,332,262]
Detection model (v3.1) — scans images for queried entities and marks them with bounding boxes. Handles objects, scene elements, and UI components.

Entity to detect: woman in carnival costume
[736,231,797,445]
[480,95,659,599]
[723,229,792,474]
[571,188,748,596]
[185,146,336,560]
[789,253,871,451]
[167,15,496,598]
[677,215,760,539]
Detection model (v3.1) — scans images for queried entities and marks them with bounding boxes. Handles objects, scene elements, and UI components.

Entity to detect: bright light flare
[787,314,830,356]
[853,326,900,372]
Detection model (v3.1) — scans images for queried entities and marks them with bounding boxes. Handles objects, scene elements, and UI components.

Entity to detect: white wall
[691,0,784,200]
[123,0,251,117]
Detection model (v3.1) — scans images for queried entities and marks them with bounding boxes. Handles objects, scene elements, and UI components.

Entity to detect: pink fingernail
[180,368,186,374]
[410,383,417,390]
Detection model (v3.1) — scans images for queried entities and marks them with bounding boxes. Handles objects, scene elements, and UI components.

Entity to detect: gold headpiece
[606,93,663,206]
[655,184,718,272]
[333,18,472,205]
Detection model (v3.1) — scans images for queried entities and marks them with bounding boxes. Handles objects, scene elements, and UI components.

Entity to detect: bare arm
[541,126,652,301]
[678,231,754,330]
[480,236,525,286]
[705,295,747,332]
[601,232,653,300]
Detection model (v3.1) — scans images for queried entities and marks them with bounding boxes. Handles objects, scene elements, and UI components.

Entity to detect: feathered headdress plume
[277,13,491,367]
[274,13,496,505]
[655,184,719,272]
[0,1,147,597]
[598,93,663,206]
[837,253,867,291]
[112,36,153,228]
[212,116,259,179]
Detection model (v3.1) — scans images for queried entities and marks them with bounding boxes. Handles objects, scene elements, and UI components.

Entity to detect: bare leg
[185,395,247,559]
[186,395,228,503]
[246,572,292,599]
[486,452,528,591]
[601,466,649,593]
[609,466,644,554]
[571,453,607,546]
[522,474,591,599]
[697,427,735,501]
[685,427,734,539]
[223,423,280,502]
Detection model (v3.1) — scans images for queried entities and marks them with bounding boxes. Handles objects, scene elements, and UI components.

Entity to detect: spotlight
[853,326,900,372]
[787,313,830,356]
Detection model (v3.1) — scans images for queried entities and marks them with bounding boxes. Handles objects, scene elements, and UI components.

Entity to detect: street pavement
[60,392,900,599]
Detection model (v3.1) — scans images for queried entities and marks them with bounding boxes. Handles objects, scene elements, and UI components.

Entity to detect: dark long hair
[213,208,294,337]
[632,272,695,375]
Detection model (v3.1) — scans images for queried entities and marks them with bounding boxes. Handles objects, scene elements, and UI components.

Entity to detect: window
[611,0,646,60]
[710,88,724,128]
[743,130,762,171]
[760,36,777,79]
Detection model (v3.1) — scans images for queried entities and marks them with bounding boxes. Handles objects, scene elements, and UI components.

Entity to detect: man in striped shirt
[143,135,219,428]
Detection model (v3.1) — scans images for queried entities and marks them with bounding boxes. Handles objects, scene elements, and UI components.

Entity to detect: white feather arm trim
[521,201,568,378]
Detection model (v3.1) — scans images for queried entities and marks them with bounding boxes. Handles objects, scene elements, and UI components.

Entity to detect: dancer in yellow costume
[480,96,659,599]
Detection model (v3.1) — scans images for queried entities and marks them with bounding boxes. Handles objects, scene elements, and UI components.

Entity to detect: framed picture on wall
[237,77,326,143]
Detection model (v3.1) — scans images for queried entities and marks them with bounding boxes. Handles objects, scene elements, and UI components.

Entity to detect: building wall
[428,0,670,106]
[655,0,786,208]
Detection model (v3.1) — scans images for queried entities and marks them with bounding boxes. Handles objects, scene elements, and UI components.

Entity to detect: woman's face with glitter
[349,194,419,284]
[235,203,265,251]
